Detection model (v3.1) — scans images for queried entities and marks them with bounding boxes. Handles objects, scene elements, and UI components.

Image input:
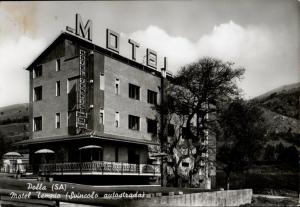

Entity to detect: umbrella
[34,149,55,154]
[3,152,22,158]
[79,145,102,162]
[3,152,22,173]
[79,145,102,150]
[34,149,55,170]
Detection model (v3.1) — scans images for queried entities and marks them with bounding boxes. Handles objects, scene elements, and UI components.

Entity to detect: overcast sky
[0,0,299,107]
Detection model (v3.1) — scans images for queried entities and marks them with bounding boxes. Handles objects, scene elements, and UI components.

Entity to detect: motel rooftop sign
[66,14,168,133]
[66,13,168,72]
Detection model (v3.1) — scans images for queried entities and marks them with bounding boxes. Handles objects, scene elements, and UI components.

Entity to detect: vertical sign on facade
[76,49,88,130]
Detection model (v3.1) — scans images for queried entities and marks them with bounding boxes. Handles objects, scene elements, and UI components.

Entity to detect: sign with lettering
[76,49,88,130]
[66,14,92,42]
[66,13,168,71]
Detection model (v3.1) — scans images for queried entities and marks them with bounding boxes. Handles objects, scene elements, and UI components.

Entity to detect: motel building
[16,14,215,187]
[16,14,174,185]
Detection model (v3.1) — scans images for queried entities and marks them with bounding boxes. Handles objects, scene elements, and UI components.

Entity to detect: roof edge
[24,31,173,79]
[25,31,65,71]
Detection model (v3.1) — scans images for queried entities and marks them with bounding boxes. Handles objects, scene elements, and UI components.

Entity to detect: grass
[216,170,298,197]
[241,196,299,207]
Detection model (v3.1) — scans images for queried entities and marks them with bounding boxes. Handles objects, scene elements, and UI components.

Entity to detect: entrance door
[81,149,103,162]
[128,149,140,164]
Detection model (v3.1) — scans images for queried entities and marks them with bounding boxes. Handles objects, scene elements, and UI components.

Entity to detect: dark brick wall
[92,52,105,132]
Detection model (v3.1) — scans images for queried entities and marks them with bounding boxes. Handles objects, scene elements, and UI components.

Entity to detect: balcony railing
[23,161,160,176]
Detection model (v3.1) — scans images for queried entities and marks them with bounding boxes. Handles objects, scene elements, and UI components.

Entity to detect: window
[33,116,42,131]
[147,90,157,105]
[129,83,140,100]
[34,86,42,101]
[128,115,140,130]
[55,113,61,128]
[100,73,105,90]
[115,78,120,95]
[128,149,140,164]
[56,59,61,71]
[99,108,104,125]
[56,81,61,96]
[115,112,120,127]
[33,65,42,78]
[168,124,175,137]
[182,162,189,167]
[147,119,157,134]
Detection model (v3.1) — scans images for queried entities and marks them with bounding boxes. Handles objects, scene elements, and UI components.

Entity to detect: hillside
[254,82,300,100]
[252,82,299,120]
[0,103,29,124]
[250,82,300,149]
[0,103,30,155]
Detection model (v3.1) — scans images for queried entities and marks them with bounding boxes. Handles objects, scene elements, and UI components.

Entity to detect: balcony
[25,161,160,176]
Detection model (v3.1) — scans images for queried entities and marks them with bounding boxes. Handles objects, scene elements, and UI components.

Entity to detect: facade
[18,31,171,185]
[16,14,215,187]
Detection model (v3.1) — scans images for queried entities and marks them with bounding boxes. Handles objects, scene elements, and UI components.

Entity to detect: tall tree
[217,99,267,190]
[158,57,245,187]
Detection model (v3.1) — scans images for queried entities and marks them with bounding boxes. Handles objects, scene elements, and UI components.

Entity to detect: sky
[0,0,299,107]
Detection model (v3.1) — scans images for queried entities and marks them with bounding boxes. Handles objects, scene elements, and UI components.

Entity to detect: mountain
[0,103,29,124]
[253,82,300,101]
[251,82,300,149]
[252,82,300,120]
[0,103,30,155]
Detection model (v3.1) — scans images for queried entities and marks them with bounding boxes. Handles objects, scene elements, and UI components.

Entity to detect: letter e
[146,48,157,69]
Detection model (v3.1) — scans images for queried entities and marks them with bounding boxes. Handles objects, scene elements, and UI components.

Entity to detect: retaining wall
[127,189,252,207]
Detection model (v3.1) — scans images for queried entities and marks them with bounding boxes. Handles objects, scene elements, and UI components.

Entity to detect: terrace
[24,161,161,176]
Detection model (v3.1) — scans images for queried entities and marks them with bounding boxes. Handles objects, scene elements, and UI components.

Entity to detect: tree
[217,99,267,190]
[277,145,299,170]
[275,142,285,161]
[158,57,245,187]
[263,144,276,162]
[0,132,6,157]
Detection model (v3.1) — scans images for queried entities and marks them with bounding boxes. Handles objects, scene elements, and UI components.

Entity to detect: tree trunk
[226,174,230,190]
[162,161,168,187]
[189,170,192,187]
[174,168,179,187]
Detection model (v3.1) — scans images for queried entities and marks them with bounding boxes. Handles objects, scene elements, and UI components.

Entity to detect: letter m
[76,14,92,41]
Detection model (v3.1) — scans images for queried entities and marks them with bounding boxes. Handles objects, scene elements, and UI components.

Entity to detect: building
[15,27,174,184]
[15,14,215,187]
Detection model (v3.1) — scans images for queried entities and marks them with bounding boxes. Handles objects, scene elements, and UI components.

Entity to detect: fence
[22,161,160,176]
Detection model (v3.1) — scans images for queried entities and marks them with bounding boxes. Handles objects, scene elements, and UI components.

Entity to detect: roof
[25,31,173,80]
[14,132,159,146]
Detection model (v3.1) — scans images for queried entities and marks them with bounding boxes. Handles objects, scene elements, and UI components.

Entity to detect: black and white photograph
[0,1,299,206]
